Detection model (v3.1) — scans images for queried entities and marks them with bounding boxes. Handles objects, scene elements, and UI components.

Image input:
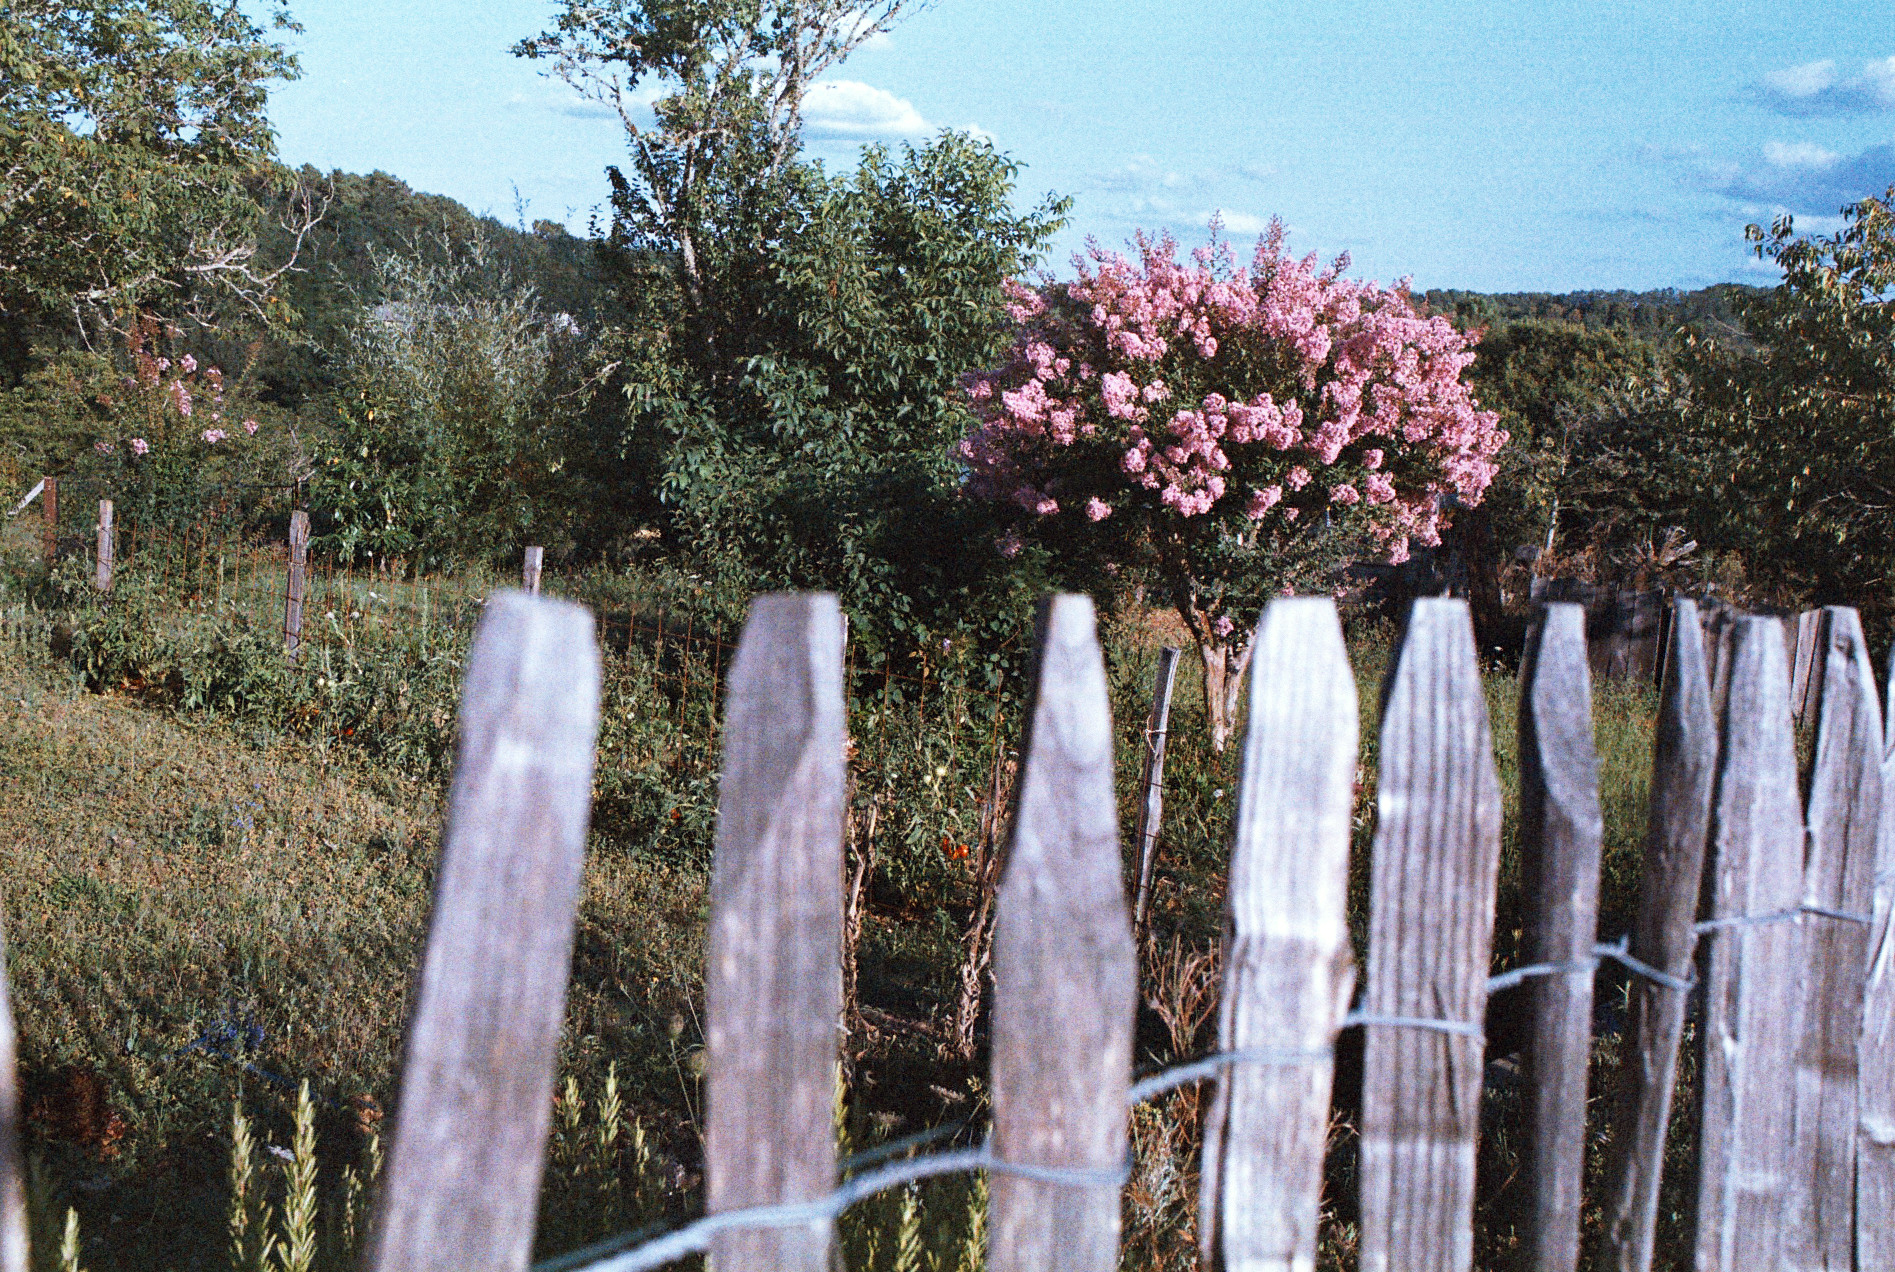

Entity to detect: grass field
[0,529,1678,1270]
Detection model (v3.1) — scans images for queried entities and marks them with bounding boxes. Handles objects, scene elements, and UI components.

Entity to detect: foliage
[641,134,1069,657]
[515,0,924,321]
[958,222,1505,745]
[1422,284,1758,343]
[0,315,299,538]
[1688,186,1895,630]
[308,234,602,568]
[0,0,312,340]
[253,169,608,411]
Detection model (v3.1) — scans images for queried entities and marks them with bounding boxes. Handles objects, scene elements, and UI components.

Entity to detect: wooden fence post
[1197,599,1355,1271]
[39,477,55,566]
[94,499,113,592]
[704,594,846,1272]
[0,930,28,1272]
[1600,598,1718,1272]
[361,592,601,1272]
[1357,598,1503,1272]
[1861,639,1895,1271]
[1516,603,1605,1272]
[990,595,1136,1272]
[284,511,309,659]
[1130,645,1181,941]
[523,545,543,596]
[1784,607,1882,1267]
[1693,616,1805,1272]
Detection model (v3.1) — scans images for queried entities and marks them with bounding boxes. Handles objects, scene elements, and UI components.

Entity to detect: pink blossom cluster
[958,223,1506,564]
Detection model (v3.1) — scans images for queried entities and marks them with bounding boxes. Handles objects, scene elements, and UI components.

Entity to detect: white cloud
[1762,140,1840,169]
[1762,59,1838,100]
[801,80,931,139]
[1214,211,1275,235]
[1755,55,1895,115]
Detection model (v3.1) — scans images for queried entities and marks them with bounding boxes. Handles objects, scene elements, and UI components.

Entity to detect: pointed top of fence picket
[1516,602,1604,1272]
[363,591,601,1272]
[989,593,1135,1272]
[704,592,846,1272]
[1785,606,1883,1267]
[1198,596,1356,1270]
[1694,614,1803,1272]
[1358,596,1502,1272]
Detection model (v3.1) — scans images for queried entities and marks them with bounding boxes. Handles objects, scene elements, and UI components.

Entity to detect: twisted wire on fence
[535,901,1864,1272]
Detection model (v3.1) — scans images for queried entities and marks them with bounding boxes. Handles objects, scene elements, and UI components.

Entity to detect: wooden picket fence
[1,590,1891,1272]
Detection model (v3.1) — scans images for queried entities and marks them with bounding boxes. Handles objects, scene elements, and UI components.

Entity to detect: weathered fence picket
[1855,644,1895,1271]
[284,511,309,658]
[1791,610,1820,722]
[1600,598,1718,1272]
[1197,599,1356,1271]
[38,478,54,566]
[1129,644,1181,941]
[361,593,601,1272]
[1694,617,1806,1272]
[524,546,544,596]
[989,596,1135,1272]
[1357,598,1503,1272]
[704,594,847,1272]
[95,499,113,593]
[0,930,26,1272]
[1786,607,1881,1269]
[1516,603,1604,1272]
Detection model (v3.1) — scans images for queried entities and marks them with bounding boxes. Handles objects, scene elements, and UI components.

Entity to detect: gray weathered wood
[1693,616,1806,1272]
[990,595,1136,1272]
[284,511,309,659]
[1357,598,1504,1272]
[523,545,544,596]
[0,931,28,1272]
[1600,598,1719,1272]
[1856,641,1895,1272]
[1130,644,1182,940]
[1517,603,1604,1272]
[1784,606,1881,1270]
[95,499,113,592]
[361,592,601,1272]
[704,593,847,1272]
[1791,611,1819,722]
[39,477,55,565]
[1197,599,1356,1272]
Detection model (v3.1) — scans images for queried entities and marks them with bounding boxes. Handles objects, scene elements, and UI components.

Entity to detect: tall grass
[0,518,1669,1270]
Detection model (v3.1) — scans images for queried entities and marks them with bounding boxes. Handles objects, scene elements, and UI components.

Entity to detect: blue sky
[268,0,1895,292]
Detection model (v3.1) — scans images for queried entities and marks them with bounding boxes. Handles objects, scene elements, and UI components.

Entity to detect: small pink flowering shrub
[70,316,283,534]
[958,221,1506,745]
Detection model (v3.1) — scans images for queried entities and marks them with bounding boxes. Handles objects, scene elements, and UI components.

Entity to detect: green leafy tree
[1691,186,1895,628]
[662,136,1068,652]
[515,0,925,332]
[1,0,318,347]
[309,233,596,568]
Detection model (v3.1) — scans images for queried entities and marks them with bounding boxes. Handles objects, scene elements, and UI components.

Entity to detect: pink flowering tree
[75,317,277,533]
[958,222,1506,749]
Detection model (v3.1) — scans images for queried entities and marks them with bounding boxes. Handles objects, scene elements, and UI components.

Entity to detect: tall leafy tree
[1692,186,1895,628]
[1,0,317,347]
[514,0,926,330]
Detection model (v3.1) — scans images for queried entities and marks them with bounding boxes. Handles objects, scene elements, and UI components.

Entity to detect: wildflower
[243,418,259,435]
[94,440,114,455]
[130,438,149,456]
[1085,497,1113,521]
[202,428,227,444]
[180,354,198,373]
[1213,615,1235,637]
[995,528,1024,559]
